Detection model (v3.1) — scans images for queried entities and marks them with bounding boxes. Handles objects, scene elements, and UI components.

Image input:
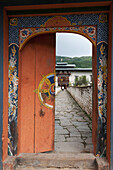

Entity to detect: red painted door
[18,34,55,154]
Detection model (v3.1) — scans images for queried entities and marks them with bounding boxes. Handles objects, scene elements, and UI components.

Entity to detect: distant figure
[62,86,64,91]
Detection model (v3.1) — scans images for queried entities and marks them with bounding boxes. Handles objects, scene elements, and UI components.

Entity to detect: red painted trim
[106,3,112,164]
[7,11,109,18]
[3,8,8,161]
[92,44,98,155]
[4,1,112,11]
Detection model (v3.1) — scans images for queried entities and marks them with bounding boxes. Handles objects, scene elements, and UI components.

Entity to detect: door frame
[19,29,97,155]
[2,2,112,165]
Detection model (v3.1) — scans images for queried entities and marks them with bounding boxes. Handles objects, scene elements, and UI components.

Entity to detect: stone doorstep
[3,156,17,170]
[96,157,109,170]
[3,153,110,170]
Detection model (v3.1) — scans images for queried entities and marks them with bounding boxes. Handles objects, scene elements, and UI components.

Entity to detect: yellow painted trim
[19,29,96,50]
[37,73,55,110]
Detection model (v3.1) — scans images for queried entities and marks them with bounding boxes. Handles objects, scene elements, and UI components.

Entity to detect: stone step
[3,152,109,170]
[16,167,96,170]
[4,153,97,170]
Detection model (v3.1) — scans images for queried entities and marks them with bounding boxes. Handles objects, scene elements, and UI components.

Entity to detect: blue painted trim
[111,2,113,170]
[0,6,3,170]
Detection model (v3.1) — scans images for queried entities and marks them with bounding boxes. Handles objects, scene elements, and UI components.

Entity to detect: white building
[55,62,92,94]
[69,68,92,86]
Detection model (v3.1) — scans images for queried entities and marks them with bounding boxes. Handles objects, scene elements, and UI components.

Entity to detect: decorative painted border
[8,14,108,158]
[96,41,108,157]
[8,43,19,156]
[19,25,96,50]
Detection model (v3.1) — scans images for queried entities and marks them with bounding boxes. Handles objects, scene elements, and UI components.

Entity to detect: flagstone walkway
[55,90,93,153]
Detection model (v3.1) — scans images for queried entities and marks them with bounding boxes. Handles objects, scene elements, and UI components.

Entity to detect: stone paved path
[55,90,93,153]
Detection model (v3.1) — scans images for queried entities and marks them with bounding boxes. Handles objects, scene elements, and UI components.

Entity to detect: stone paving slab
[86,137,92,144]
[55,90,93,153]
[64,125,78,132]
[55,142,84,153]
[55,129,69,135]
[69,132,81,137]
[66,137,82,142]
[55,135,65,142]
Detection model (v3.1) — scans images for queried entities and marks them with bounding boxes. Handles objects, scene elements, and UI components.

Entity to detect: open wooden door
[18,33,55,154]
[35,34,55,153]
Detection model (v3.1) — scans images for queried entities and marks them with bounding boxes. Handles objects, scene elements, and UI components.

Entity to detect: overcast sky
[56,33,92,57]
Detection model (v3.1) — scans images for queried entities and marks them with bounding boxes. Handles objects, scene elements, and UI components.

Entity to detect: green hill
[56,56,92,68]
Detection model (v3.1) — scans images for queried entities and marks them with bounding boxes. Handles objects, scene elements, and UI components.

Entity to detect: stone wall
[67,86,92,118]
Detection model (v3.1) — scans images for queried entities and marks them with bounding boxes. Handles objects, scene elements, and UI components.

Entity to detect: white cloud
[56,33,92,57]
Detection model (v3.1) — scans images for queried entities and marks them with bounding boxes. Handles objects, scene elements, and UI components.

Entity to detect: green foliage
[74,75,88,86]
[69,82,72,86]
[75,76,78,86]
[56,56,92,68]
[82,76,87,85]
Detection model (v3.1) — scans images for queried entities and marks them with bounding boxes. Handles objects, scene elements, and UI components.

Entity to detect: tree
[74,75,88,86]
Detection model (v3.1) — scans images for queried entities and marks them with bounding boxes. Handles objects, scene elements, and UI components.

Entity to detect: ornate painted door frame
[2,5,112,166]
[12,22,97,156]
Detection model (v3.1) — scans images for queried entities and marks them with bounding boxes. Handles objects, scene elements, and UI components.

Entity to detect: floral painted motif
[10,18,18,26]
[96,41,108,157]
[8,43,19,155]
[99,14,107,23]
[19,25,96,49]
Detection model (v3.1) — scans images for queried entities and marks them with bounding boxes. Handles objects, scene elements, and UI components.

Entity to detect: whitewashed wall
[69,71,92,86]
[55,76,61,95]
[67,86,92,118]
